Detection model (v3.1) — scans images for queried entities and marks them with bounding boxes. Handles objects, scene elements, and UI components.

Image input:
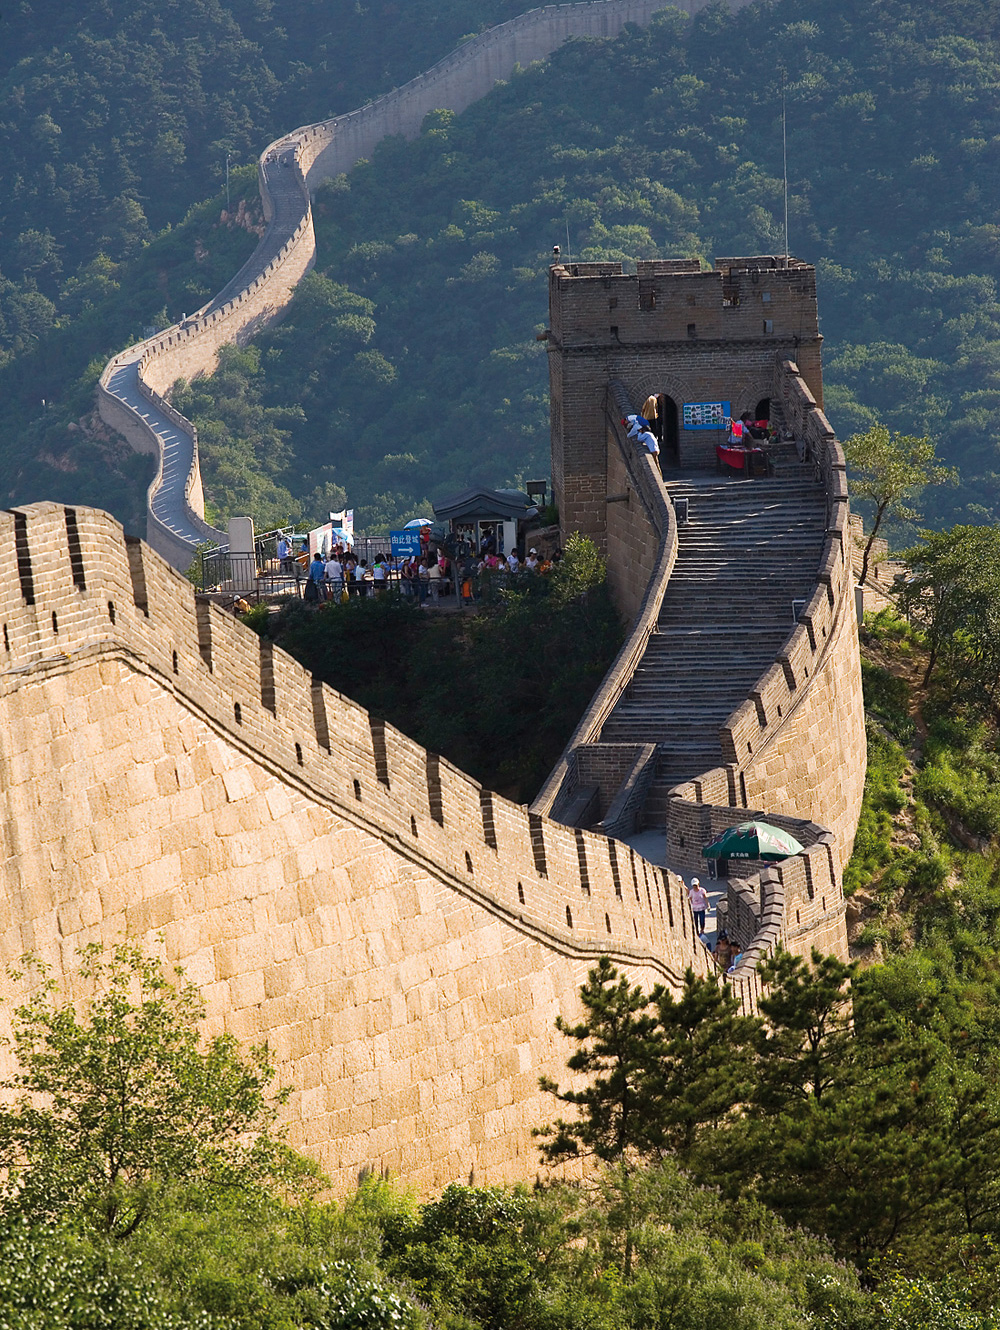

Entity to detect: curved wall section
[536,347,862,971]
[97,0,751,568]
[0,502,722,1192]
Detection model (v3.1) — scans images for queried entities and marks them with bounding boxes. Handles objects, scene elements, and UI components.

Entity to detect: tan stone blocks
[0,500,839,1201]
[221,767,255,803]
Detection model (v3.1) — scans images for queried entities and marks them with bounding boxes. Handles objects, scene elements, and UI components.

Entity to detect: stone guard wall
[0,502,724,1192]
[536,380,678,821]
[536,355,864,971]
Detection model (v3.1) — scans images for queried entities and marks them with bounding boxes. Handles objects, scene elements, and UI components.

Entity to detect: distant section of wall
[0,502,722,1193]
[295,0,744,185]
[96,0,751,569]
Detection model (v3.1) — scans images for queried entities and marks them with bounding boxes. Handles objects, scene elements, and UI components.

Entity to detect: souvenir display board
[683,400,731,431]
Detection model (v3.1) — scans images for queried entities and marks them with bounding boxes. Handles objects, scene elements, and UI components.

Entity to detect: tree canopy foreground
[0,942,310,1239]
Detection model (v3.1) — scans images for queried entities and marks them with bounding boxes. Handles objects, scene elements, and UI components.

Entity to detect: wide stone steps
[599,465,827,816]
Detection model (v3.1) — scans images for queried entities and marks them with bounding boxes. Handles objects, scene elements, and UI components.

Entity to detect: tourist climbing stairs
[599,463,827,827]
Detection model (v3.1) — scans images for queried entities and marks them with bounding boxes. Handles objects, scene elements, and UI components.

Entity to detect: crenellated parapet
[0,501,737,1188]
[0,501,715,979]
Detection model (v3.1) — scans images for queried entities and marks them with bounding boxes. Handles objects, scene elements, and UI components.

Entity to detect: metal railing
[194,532,413,599]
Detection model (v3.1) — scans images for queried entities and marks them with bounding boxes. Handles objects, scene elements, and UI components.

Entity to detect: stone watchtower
[545,255,823,547]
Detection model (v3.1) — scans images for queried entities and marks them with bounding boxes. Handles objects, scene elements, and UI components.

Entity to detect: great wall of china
[0,0,865,1193]
[95,0,752,571]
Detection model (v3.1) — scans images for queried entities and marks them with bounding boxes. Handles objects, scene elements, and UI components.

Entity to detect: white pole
[782,72,789,261]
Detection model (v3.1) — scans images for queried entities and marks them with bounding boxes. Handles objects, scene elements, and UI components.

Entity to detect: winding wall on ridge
[20,0,864,1191]
[96,0,752,570]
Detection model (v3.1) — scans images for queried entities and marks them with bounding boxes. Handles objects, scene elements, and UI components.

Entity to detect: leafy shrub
[861,660,915,745]
[844,724,908,895]
[916,717,1000,840]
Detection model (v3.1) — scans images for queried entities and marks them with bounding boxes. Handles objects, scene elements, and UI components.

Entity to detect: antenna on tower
[781,69,789,262]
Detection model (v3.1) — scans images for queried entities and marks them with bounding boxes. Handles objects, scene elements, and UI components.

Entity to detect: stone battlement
[549,256,820,356]
[0,502,709,986]
[0,501,734,1191]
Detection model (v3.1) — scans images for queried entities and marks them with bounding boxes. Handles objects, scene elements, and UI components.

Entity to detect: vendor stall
[433,487,539,557]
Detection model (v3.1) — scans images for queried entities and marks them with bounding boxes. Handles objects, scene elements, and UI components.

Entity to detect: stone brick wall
[0,502,723,1194]
[659,362,865,964]
[540,330,863,969]
[535,381,678,822]
[712,365,866,875]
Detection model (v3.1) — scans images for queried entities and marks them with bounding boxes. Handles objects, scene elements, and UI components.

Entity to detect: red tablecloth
[716,443,765,471]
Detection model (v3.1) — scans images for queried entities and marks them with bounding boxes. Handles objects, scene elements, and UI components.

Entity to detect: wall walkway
[533,360,864,974]
[96,0,751,569]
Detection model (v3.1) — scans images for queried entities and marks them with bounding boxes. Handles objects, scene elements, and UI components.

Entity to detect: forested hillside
[193,0,1000,532]
[0,0,541,527]
[2,0,999,534]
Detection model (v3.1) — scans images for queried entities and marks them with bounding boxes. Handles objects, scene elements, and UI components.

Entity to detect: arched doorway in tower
[639,391,679,466]
[754,397,771,425]
[658,394,679,466]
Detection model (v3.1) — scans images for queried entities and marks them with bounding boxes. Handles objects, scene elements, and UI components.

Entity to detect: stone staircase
[599,467,827,826]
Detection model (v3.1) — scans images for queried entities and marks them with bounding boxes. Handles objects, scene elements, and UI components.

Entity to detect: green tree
[752,948,856,1111]
[648,971,758,1158]
[736,952,1000,1271]
[536,957,660,1170]
[844,424,956,585]
[900,525,1000,699]
[0,943,309,1239]
[382,1184,548,1330]
[0,1218,208,1330]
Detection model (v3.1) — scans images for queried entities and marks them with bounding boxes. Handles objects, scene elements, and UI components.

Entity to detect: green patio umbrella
[701,820,804,861]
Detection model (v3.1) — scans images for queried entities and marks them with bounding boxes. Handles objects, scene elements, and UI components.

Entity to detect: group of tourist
[687,875,742,975]
[275,535,389,603]
[399,552,453,602]
[623,413,660,456]
[306,547,391,601]
[727,412,771,445]
[273,531,560,610]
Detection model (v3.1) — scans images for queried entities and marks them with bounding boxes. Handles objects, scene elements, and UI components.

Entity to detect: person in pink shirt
[688,877,708,936]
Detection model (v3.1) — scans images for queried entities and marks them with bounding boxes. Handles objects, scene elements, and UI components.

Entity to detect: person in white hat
[688,877,708,936]
[526,548,539,571]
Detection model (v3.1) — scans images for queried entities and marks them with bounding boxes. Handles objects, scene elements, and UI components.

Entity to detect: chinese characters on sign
[390,530,424,557]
